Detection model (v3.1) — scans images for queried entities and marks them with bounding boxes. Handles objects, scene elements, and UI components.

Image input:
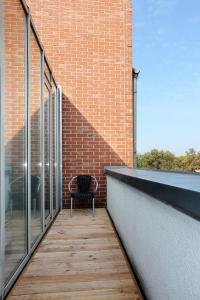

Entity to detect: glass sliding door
[3,0,27,284]
[30,28,42,244]
[44,79,51,224]
[1,1,62,297]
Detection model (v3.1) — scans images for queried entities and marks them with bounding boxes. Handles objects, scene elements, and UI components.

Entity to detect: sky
[133,0,200,155]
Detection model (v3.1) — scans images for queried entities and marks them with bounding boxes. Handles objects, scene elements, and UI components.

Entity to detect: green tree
[137,148,200,172]
[185,148,200,171]
[137,149,176,170]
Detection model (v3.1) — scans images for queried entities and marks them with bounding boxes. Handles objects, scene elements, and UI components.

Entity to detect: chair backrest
[77,175,92,193]
[31,175,40,198]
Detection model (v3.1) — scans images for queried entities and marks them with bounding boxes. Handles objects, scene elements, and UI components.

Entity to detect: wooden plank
[38,239,119,253]
[11,279,136,295]
[17,272,133,285]
[7,209,143,300]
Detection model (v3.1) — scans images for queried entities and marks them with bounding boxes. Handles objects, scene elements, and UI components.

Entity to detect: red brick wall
[27,0,133,208]
[4,0,26,181]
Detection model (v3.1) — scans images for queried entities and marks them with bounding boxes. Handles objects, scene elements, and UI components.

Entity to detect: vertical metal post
[70,198,73,217]
[49,74,53,220]
[54,86,58,214]
[55,87,58,213]
[132,68,140,167]
[39,50,43,233]
[41,51,45,232]
[58,86,62,210]
[26,10,31,254]
[43,78,51,226]
[0,0,5,298]
[92,198,95,217]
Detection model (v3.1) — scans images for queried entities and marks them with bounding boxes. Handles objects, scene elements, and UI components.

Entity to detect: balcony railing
[105,166,200,300]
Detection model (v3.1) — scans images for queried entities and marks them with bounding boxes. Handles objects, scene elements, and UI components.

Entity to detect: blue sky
[133,0,200,155]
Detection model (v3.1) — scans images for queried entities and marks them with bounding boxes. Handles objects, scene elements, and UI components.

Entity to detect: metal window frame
[29,22,44,247]
[1,1,62,298]
[44,78,52,226]
[44,59,51,84]
[132,68,140,167]
[20,0,52,74]
[0,0,62,299]
[5,3,29,287]
[52,81,56,216]
[58,86,63,210]
[3,4,29,297]
[27,10,31,256]
[41,51,45,232]
[51,80,59,216]
[0,0,5,298]
[55,86,60,213]
[39,43,44,241]
[49,72,53,222]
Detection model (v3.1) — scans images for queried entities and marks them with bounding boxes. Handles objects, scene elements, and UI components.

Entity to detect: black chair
[68,175,98,217]
[30,176,41,216]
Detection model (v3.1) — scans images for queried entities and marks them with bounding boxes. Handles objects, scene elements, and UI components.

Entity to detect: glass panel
[3,0,27,283]
[1,1,60,296]
[30,28,42,244]
[52,84,57,213]
[44,83,50,221]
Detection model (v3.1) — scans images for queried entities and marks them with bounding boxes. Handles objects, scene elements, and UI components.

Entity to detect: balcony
[1,0,199,299]
[105,166,200,300]
[7,209,143,300]
[4,168,200,300]
[6,167,200,300]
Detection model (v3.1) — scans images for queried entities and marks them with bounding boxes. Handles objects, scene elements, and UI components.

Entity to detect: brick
[26,0,133,208]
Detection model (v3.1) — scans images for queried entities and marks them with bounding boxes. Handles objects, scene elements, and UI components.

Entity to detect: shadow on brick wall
[4,95,127,210]
[62,93,126,209]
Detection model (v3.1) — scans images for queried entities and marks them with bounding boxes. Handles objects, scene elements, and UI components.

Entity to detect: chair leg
[92,198,95,217]
[70,197,73,217]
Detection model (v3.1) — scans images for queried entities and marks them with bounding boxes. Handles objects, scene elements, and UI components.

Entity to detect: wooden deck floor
[7,209,143,300]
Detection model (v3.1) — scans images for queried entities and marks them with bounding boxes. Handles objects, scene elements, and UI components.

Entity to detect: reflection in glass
[3,0,27,283]
[1,1,62,295]
[30,28,42,244]
[44,83,50,220]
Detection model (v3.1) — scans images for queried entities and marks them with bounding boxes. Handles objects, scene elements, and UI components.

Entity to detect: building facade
[27,0,133,207]
[0,1,133,297]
